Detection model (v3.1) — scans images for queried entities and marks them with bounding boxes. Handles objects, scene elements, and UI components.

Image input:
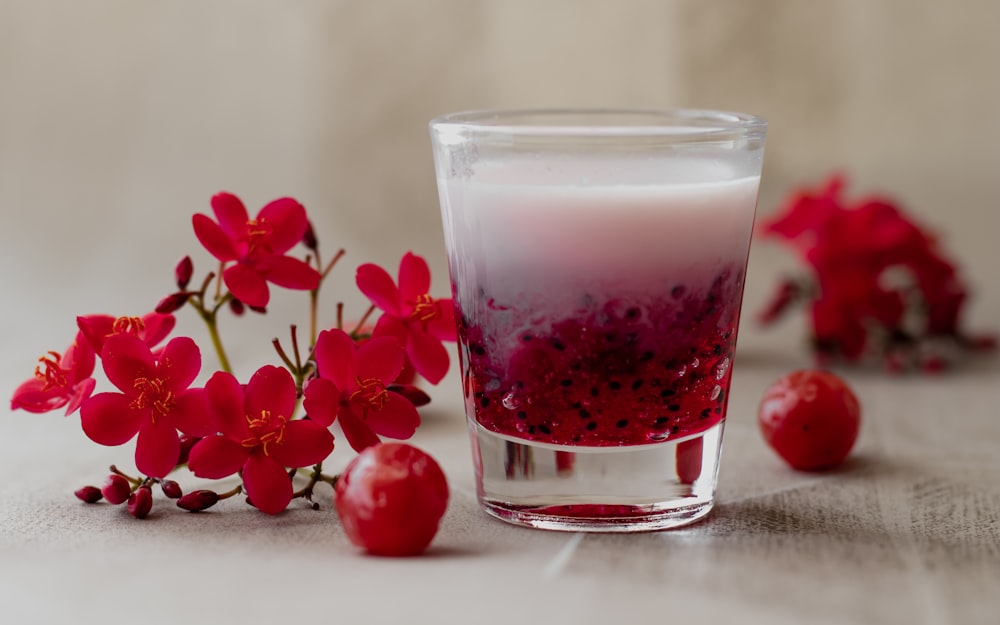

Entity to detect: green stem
[201,308,233,374]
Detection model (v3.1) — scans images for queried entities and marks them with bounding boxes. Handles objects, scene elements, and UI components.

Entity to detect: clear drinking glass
[429,109,767,531]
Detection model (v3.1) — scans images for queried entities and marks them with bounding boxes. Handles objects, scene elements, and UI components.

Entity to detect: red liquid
[457,266,744,447]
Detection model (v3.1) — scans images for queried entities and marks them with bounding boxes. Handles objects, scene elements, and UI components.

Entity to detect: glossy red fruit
[758,369,861,471]
[335,443,449,557]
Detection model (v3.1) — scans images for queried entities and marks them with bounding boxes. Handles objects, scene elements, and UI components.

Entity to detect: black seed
[560,379,573,387]
[521,333,534,342]
[590,386,600,397]
[672,425,680,433]
[517,411,527,420]
[471,344,486,356]
[585,421,598,431]
[572,435,581,443]
[608,381,622,390]
[714,407,722,414]
[631,379,644,391]
[640,351,655,362]
[579,409,591,418]
[625,307,640,320]
[712,344,723,356]
[528,425,536,434]
[552,340,566,351]
[654,416,670,426]
[538,424,551,435]
[668,404,681,412]
[616,419,628,428]
[671,285,686,298]
[480,397,491,408]
[700,408,711,420]
[571,401,582,409]
[705,306,716,316]
[660,389,676,398]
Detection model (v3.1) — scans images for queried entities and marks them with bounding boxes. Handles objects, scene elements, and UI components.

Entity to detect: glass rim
[429,108,767,139]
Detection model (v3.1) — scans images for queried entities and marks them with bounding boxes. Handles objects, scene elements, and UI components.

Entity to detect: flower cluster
[757,175,995,371]
[11,192,456,519]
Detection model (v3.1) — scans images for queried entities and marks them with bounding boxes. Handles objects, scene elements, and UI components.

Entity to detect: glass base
[470,419,724,532]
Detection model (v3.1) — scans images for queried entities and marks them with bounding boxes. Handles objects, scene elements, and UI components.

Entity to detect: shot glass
[429,109,767,531]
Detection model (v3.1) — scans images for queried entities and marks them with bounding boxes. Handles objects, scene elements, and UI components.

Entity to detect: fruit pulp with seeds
[443,164,760,448]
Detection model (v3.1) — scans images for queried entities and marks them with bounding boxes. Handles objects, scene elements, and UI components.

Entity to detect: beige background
[2,0,998,379]
[2,3,999,624]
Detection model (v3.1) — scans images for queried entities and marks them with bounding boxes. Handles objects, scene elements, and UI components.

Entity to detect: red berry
[758,369,861,471]
[101,474,132,505]
[335,443,449,557]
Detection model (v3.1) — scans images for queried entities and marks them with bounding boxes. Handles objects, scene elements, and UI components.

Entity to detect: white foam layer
[441,161,760,301]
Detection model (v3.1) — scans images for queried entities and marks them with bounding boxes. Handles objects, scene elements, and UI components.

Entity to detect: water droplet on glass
[711,385,722,400]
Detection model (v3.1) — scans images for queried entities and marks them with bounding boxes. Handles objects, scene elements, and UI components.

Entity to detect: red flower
[11,332,96,415]
[188,366,334,515]
[192,192,320,308]
[80,335,211,478]
[356,252,456,384]
[77,312,175,356]
[303,329,420,453]
[759,175,976,363]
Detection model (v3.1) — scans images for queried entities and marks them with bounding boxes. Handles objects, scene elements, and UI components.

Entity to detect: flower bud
[75,485,103,503]
[175,256,194,289]
[155,291,190,314]
[128,486,153,519]
[387,384,431,407]
[177,490,220,512]
[302,220,318,251]
[101,474,131,505]
[160,479,183,499]
[176,435,201,466]
[228,298,245,317]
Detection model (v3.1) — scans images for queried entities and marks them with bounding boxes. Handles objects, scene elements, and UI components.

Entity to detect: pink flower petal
[77,314,115,354]
[66,333,96,381]
[265,255,320,291]
[268,420,334,468]
[156,337,201,393]
[356,263,401,315]
[193,213,239,261]
[101,335,156,395]
[10,378,68,413]
[140,313,176,348]
[224,263,271,308]
[338,408,381,453]
[426,300,457,341]
[65,377,97,415]
[171,387,213,437]
[211,192,250,241]
[398,252,431,303]
[372,313,407,343]
[243,453,293,515]
[135,418,181,478]
[80,392,143,445]
[406,328,450,384]
[302,378,340,427]
[356,336,405,385]
[188,435,248,479]
[314,329,356,390]
[257,197,308,254]
[366,391,420,440]
[205,371,248,439]
[245,366,296,423]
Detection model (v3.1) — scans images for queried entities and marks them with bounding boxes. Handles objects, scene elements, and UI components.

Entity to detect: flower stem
[202,308,233,374]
